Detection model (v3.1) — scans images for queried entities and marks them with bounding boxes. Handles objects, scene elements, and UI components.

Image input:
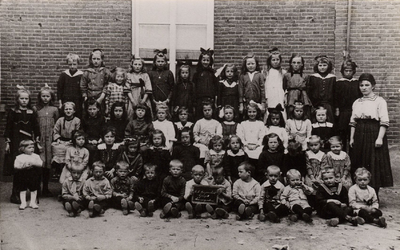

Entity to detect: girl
[14,140,43,209]
[153,104,176,150]
[282,140,307,179]
[285,102,312,151]
[142,130,171,181]
[57,53,83,118]
[283,54,312,119]
[311,106,333,152]
[257,133,284,183]
[222,135,248,184]
[238,53,266,115]
[217,64,240,117]
[106,102,129,143]
[348,168,387,228]
[305,135,326,189]
[265,104,288,152]
[324,136,352,190]
[125,103,154,152]
[220,105,238,146]
[264,48,287,120]
[237,102,265,162]
[173,106,193,140]
[307,54,336,123]
[61,130,89,184]
[35,84,59,196]
[172,127,201,181]
[126,55,153,119]
[193,48,218,120]
[95,127,123,179]
[171,65,194,118]
[148,49,175,109]
[205,135,225,179]
[118,137,143,181]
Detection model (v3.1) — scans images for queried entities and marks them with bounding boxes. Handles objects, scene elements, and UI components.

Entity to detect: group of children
[3,47,389,228]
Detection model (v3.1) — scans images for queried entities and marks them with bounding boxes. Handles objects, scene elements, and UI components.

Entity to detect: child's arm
[215,123,223,137]
[53,118,62,142]
[305,119,312,139]
[238,75,245,114]
[193,121,202,143]
[83,180,95,200]
[348,186,357,208]
[80,72,89,101]
[184,181,192,201]
[141,74,152,104]
[14,156,26,170]
[302,183,314,195]
[62,181,75,200]
[232,181,245,201]
[305,153,316,182]
[342,154,351,182]
[280,186,290,208]
[99,179,113,200]
[166,70,175,103]
[258,185,266,210]
[249,183,261,205]
[31,154,43,168]
[236,123,247,146]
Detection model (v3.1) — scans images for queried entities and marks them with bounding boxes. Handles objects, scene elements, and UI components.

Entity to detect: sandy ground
[1,148,399,250]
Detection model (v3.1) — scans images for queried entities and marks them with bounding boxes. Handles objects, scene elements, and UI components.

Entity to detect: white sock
[29,191,38,208]
[20,191,27,209]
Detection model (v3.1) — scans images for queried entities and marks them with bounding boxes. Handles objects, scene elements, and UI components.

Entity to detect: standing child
[305,135,326,189]
[153,104,176,150]
[106,102,129,143]
[160,160,187,219]
[281,169,314,223]
[258,166,289,223]
[286,102,312,151]
[220,105,238,146]
[62,169,85,217]
[110,161,135,215]
[324,136,353,190]
[83,161,112,218]
[238,53,266,116]
[95,127,123,179]
[57,53,83,118]
[184,165,209,219]
[125,103,154,152]
[126,55,153,119]
[348,168,387,228]
[204,135,225,180]
[193,48,218,120]
[14,140,43,209]
[265,104,288,152]
[173,106,193,138]
[222,135,248,184]
[307,55,336,123]
[283,54,312,119]
[5,86,40,204]
[217,64,240,117]
[311,106,334,152]
[205,168,232,219]
[118,137,143,181]
[171,65,194,119]
[257,133,285,183]
[35,84,59,196]
[232,162,261,220]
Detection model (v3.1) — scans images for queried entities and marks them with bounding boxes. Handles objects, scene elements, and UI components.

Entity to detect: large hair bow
[200,47,214,56]
[154,48,168,56]
[268,47,280,55]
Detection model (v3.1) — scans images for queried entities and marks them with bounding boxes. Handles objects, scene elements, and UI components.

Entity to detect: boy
[232,162,261,220]
[134,163,162,217]
[184,165,209,219]
[110,161,135,215]
[62,169,85,217]
[206,168,232,219]
[258,165,289,223]
[83,161,112,218]
[160,160,186,218]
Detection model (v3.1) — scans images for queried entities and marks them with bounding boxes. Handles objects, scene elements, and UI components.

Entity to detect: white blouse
[350,95,389,127]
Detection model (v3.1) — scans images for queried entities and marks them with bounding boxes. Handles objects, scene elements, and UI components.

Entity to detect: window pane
[176,0,208,24]
[139,24,170,50]
[176,24,206,50]
[137,0,170,24]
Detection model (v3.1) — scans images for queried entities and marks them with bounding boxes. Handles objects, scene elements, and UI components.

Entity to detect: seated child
[316,168,358,227]
[206,168,232,219]
[83,161,112,218]
[118,137,143,181]
[232,162,261,220]
[110,161,135,215]
[160,160,187,219]
[62,169,85,217]
[184,165,209,219]
[257,133,284,183]
[204,135,225,180]
[281,169,313,223]
[311,107,333,152]
[258,166,289,223]
[348,168,387,228]
[305,135,326,189]
[134,163,162,217]
[222,135,248,184]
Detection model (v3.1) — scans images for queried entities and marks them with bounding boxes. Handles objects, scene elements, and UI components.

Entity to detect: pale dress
[193,118,223,158]
[324,151,353,190]
[285,119,312,151]
[237,120,265,159]
[153,120,176,150]
[126,72,153,119]
[36,106,59,168]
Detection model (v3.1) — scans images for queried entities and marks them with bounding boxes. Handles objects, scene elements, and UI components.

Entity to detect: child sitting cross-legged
[205,168,232,219]
[184,165,209,219]
[62,169,85,217]
[134,163,162,217]
[83,161,112,218]
[110,161,135,216]
[258,165,289,223]
[316,168,358,227]
[232,162,261,220]
[160,160,186,219]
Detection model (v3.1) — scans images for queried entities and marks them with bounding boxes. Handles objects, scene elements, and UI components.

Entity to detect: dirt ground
[1,147,399,250]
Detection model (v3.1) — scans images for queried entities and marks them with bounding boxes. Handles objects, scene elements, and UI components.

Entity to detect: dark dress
[311,122,334,152]
[257,150,284,182]
[282,151,307,178]
[315,183,352,219]
[171,79,194,112]
[142,146,171,180]
[222,149,248,183]
[57,69,83,118]
[218,80,239,115]
[221,121,238,146]
[193,67,218,120]
[307,73,336,123]
[172,144,200,181]
[148,69,175,103]
[106,118,129,143]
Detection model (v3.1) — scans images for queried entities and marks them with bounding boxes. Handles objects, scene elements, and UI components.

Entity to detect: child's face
[181,132,191,146]
[18,93,30,108]
[268,137,279,152]
[115,72,125,85]
[88,104,99,118]
[113,106,124,119]
[291,57,303,72]
[145,168,156,180]
[93,166,104,180]
[224,108,234,122]
[156,58,166,70]
[64,105,75,117]
[247,107,257,120]
[192,170,205,184]
[270,113,280,126]
[343,67,354,79]
[104,132,115,145]
[322,172,336,187]
[213,142,223,153]
[316,112,327,123]
[318,62,329,74]
[246,58,256,72]
[40,90,52,105]
[266,170,280,185]
[238,165,251,181]
[153,134,163,147]
[201,55,211,68]
[355,174,370,189]
[271,55,281,69]
[288,175,302,188]
[68,59,78,72]
[178,111,188,122]
[91,53,102,68]
[128,144,138,154]
[213,174,225,184]
[75,135,86,147]
[330,143,342,155]
[170,165,182,178]
[157,110,167,121]
[24,144,35,155]
[230,138,241,152]
[180,68,189,80]
[116,168,129,179]
[294,108,304,119]
[132,60,143,73]
[308,141,321,153]
[203,105,213,119]
[225,66,234,80]
[71,170,82,181]
[135,108,146,119]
